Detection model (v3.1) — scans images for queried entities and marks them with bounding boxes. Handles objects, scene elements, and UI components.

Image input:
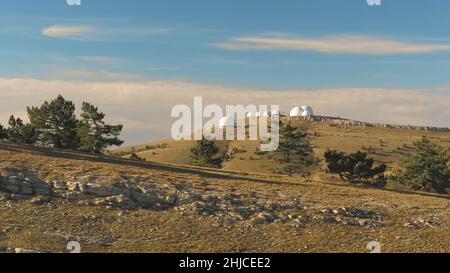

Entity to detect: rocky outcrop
[0,171,177,210]
[0,169,391,228]
[317,207,384,228]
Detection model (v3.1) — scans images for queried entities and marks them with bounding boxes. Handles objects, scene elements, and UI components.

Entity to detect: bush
[129,148,145,161]
[324,149,387,187]
[191,137,223,168]
[393,137,449,194]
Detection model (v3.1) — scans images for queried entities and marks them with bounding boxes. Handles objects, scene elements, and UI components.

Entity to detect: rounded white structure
[255,112,261,117]
[290,105,314,117]
[246,112,254,118]
[218,116,235,128]
[262,111,271,117]
[271,110,281,116]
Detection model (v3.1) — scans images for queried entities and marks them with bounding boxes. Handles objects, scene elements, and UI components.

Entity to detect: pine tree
[77,102,124,153]
[275,123,315,173]
[191,137,222,167]
[6,115,38,144]
[27,95,78,149]
[324,149,387,186]
[396,137,449,194]
[0,123,6,140]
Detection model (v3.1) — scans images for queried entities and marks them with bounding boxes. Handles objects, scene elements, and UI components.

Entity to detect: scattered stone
[14,248,40,254]
[30,195,51,205]
[93,195,138,210]
[251,212,276,225]
[405,219,441,229]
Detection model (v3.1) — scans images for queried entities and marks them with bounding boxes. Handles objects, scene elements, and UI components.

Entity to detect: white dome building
[218,116,235,128]
[246,112,254,118]
[271,110,281,116]
[254,112,261,117]
[290,105,314,117]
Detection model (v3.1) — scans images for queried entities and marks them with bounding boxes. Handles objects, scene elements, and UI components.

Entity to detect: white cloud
[212,35,450,55]
[42,25,173,41]
[42,25,94,39]
[0,77,448,145]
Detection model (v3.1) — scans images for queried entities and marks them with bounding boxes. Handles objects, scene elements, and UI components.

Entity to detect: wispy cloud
[79,56,121,64]
[142,66,180,71]
[212,35,450,55]
[42,25,174,41]
[44,67,150,82]
[42,25,94,39]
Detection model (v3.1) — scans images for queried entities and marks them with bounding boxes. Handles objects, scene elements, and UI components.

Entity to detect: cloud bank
[0,77,449,145]
[213,35,450,55]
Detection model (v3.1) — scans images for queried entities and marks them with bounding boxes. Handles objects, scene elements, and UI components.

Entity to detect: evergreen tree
[324,149,387,186]
[191,137,222,167]
[27,95,78,149]
[0,123,6,140]
[275,123,315,173]
[77,102,124,153]
[396,137,449,194]
[6,115,37,144]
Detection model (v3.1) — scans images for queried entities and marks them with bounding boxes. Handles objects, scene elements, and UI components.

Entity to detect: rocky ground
[0,142,449,253]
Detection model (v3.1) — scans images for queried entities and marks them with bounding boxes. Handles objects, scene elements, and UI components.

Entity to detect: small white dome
[262,111,271,117]
[271,110,281,116]
[246,112,254,118]
[218,116,235,128]
[290,105,314,117]
[255,112,261,117]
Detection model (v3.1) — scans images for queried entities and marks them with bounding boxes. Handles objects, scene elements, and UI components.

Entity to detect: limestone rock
[15,248,40,254]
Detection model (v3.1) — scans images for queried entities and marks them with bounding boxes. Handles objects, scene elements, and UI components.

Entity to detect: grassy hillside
[0,133,449,253]
[113,119,450,175]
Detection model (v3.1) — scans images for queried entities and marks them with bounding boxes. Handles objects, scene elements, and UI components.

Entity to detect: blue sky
[0,1,449,144]
[1,0,450,89]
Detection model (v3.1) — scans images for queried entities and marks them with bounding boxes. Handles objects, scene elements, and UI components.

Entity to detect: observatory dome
[271,110,281,116]
[262,111,271,117]
[290,105,314,117]
[218,116,235,128]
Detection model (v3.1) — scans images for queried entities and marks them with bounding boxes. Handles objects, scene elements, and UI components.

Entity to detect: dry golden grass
[0,138,449,253]
[113,120,450,175]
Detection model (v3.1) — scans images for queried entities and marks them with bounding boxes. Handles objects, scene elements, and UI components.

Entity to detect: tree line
[190,122,449,194]
[0,95,123,153]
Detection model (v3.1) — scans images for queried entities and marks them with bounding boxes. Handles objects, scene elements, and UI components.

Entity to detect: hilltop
[112,117,450,175]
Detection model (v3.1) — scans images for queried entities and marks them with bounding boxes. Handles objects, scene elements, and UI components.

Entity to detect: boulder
[32,181,52,196]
